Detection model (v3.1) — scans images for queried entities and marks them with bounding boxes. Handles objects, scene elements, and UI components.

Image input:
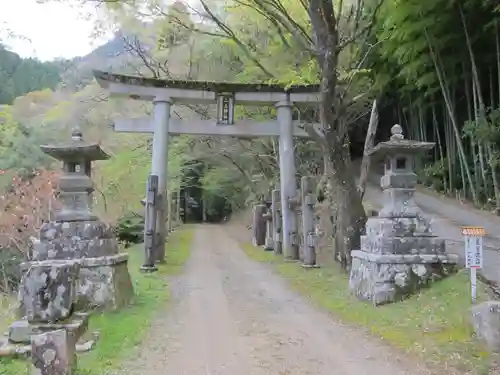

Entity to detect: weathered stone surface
[9,313,88,345]
[32,237,120,261]
[9,320,41,344]
[32,221,117,261]
[25,219,133,312]
[19,255,133,313]
[349,252,457,305]
[39,221,115,242]
[471,301,500,352]
[20,261,79,323]
[378,188,421,218]
[365,217,433,237]
[361,235,446,255]
[31,329,76,375]
[348,125,457,305]
[380,172,418,189]
[77,260,134,310]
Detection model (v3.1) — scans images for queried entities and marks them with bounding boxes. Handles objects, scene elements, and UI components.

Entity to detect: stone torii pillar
[277,98,299,260]
[150,94,172,264]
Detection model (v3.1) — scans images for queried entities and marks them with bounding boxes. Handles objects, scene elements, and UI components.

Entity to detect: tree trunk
[307,0,368,269]
[325,145,366,269]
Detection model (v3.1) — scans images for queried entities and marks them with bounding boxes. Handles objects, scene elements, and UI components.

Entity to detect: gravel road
[121,225,431,375]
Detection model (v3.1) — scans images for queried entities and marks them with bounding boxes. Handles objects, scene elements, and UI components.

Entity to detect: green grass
[0,227,194,375]
[241,243,496,374]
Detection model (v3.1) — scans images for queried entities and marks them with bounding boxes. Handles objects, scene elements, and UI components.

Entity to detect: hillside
[60,32,131,90]
[0,31,132,102]
[0,45,70,104]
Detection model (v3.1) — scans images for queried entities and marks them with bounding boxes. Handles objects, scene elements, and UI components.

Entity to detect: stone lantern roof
[39,128,110,162]
[367,124,435,160]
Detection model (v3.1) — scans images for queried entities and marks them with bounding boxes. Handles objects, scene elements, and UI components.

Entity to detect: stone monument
[25,129,134,311]
[349,124,458,305]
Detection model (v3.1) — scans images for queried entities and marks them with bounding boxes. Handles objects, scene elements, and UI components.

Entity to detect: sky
[0,0,110,61]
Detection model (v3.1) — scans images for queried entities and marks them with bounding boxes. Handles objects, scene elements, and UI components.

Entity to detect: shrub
[0,170,58,292]
[116,211,145,247]
[0,246,22,293]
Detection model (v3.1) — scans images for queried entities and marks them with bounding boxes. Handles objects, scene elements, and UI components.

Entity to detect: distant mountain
[58,33,131,90]
[0,45,71,104]
[1,28,160,99]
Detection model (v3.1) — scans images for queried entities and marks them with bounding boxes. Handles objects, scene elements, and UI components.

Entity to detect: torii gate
[93,70,320,271]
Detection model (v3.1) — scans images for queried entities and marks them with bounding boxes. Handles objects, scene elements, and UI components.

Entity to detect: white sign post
[461,226,485,304]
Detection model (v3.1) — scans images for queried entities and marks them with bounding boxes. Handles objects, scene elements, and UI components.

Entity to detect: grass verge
[241,243,496,375]
[0,227,194,375]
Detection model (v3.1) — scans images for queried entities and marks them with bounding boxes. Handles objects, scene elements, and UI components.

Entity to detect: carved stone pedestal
[30,221,134,310]
[349,251,457,305]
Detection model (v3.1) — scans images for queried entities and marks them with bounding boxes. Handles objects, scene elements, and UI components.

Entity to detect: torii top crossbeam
[93,70,320,104]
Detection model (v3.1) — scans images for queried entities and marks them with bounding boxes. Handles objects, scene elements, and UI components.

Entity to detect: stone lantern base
[349,251,458,305]
[24,221,135,313]
[349,218,458,306]
[76,254,134,310]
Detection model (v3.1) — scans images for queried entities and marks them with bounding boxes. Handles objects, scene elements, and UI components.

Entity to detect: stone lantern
[24,128,134,311]
[348,125,458,305]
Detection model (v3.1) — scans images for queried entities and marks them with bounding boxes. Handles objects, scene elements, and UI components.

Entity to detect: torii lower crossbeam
[113,117,318,137]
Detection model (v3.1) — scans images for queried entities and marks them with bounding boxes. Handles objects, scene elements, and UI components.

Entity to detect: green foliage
[0,106,52,183]
[419,160,449,192]
[97,143,151,218]
[0,45,67,105]
[156,1,194,50]
[116,211,145,247]
[0,246,22,293]
[469,108,500,145]
[373,0,459,94]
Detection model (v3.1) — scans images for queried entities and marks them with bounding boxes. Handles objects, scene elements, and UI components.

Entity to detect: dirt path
[122,225,430,375]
